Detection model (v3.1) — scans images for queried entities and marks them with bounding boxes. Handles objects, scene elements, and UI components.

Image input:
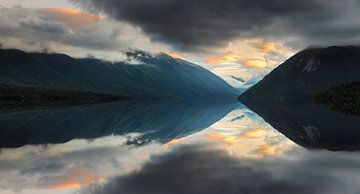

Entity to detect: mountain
[240,46,360,100]
[239,46,360,151]
[0,49,238,99]
[0,99,238,148]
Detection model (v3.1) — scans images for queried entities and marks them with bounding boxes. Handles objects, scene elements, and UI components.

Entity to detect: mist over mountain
[0,49,238,99]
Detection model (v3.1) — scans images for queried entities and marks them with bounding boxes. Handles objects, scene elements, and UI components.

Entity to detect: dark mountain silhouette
[0,99,238,148]
[0,49,238,99]
[239,46,360,151]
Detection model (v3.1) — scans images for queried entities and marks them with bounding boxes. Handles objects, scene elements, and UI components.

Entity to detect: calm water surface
[1,99,359,194]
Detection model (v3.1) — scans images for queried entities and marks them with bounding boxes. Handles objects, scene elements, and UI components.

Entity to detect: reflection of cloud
[0,135,167,193]
[230,115,245,122]
[38,167,102,190]
[78,145,360,194]
[205,127,290,157]
[243,128,268,138]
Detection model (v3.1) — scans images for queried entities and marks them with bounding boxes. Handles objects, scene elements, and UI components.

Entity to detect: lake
[0,98,359,194]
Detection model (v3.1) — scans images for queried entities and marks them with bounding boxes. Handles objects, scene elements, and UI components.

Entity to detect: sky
[2,0,360,88]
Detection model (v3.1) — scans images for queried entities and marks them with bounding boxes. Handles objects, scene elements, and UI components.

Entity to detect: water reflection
[240,95,360,151]
[1,97,360,194]
[0,99,238,148]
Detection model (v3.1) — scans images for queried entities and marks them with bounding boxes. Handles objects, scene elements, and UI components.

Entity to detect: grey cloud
[0,6,167,59]
[72,0,360,50]
[77,145,360,194]
[19,19,69,34]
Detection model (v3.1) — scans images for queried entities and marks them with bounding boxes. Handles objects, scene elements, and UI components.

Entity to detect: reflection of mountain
[0,49,237,99]
[240,46,360,151]
[0,99,238,148]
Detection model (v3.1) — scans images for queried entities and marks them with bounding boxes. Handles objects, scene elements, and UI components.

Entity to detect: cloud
[0,6,169,60]
[37,8,100,29]
[76,145,360,194]
[72,0,360,51]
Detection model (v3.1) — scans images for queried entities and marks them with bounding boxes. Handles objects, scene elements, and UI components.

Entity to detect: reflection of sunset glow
[243,128,268,138]
[48,183,82,190]
[45,168,102,190]
[255,144,282,155]
[166,138,183,145]
[204,125,295,158]
[208,133,242,146]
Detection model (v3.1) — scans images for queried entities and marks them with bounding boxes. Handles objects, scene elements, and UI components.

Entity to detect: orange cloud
[242,59,267,69]
[38,8,101,29]
[256,42,283,53]
[206,51,242,64]
[47,8,83,16]
[165,51,184,59]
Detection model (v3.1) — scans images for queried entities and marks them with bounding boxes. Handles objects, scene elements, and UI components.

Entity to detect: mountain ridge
[0,48,238,99]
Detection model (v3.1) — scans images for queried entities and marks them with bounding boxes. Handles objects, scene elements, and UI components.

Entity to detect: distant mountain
[239,46,360,151]
[0,49,238,99]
